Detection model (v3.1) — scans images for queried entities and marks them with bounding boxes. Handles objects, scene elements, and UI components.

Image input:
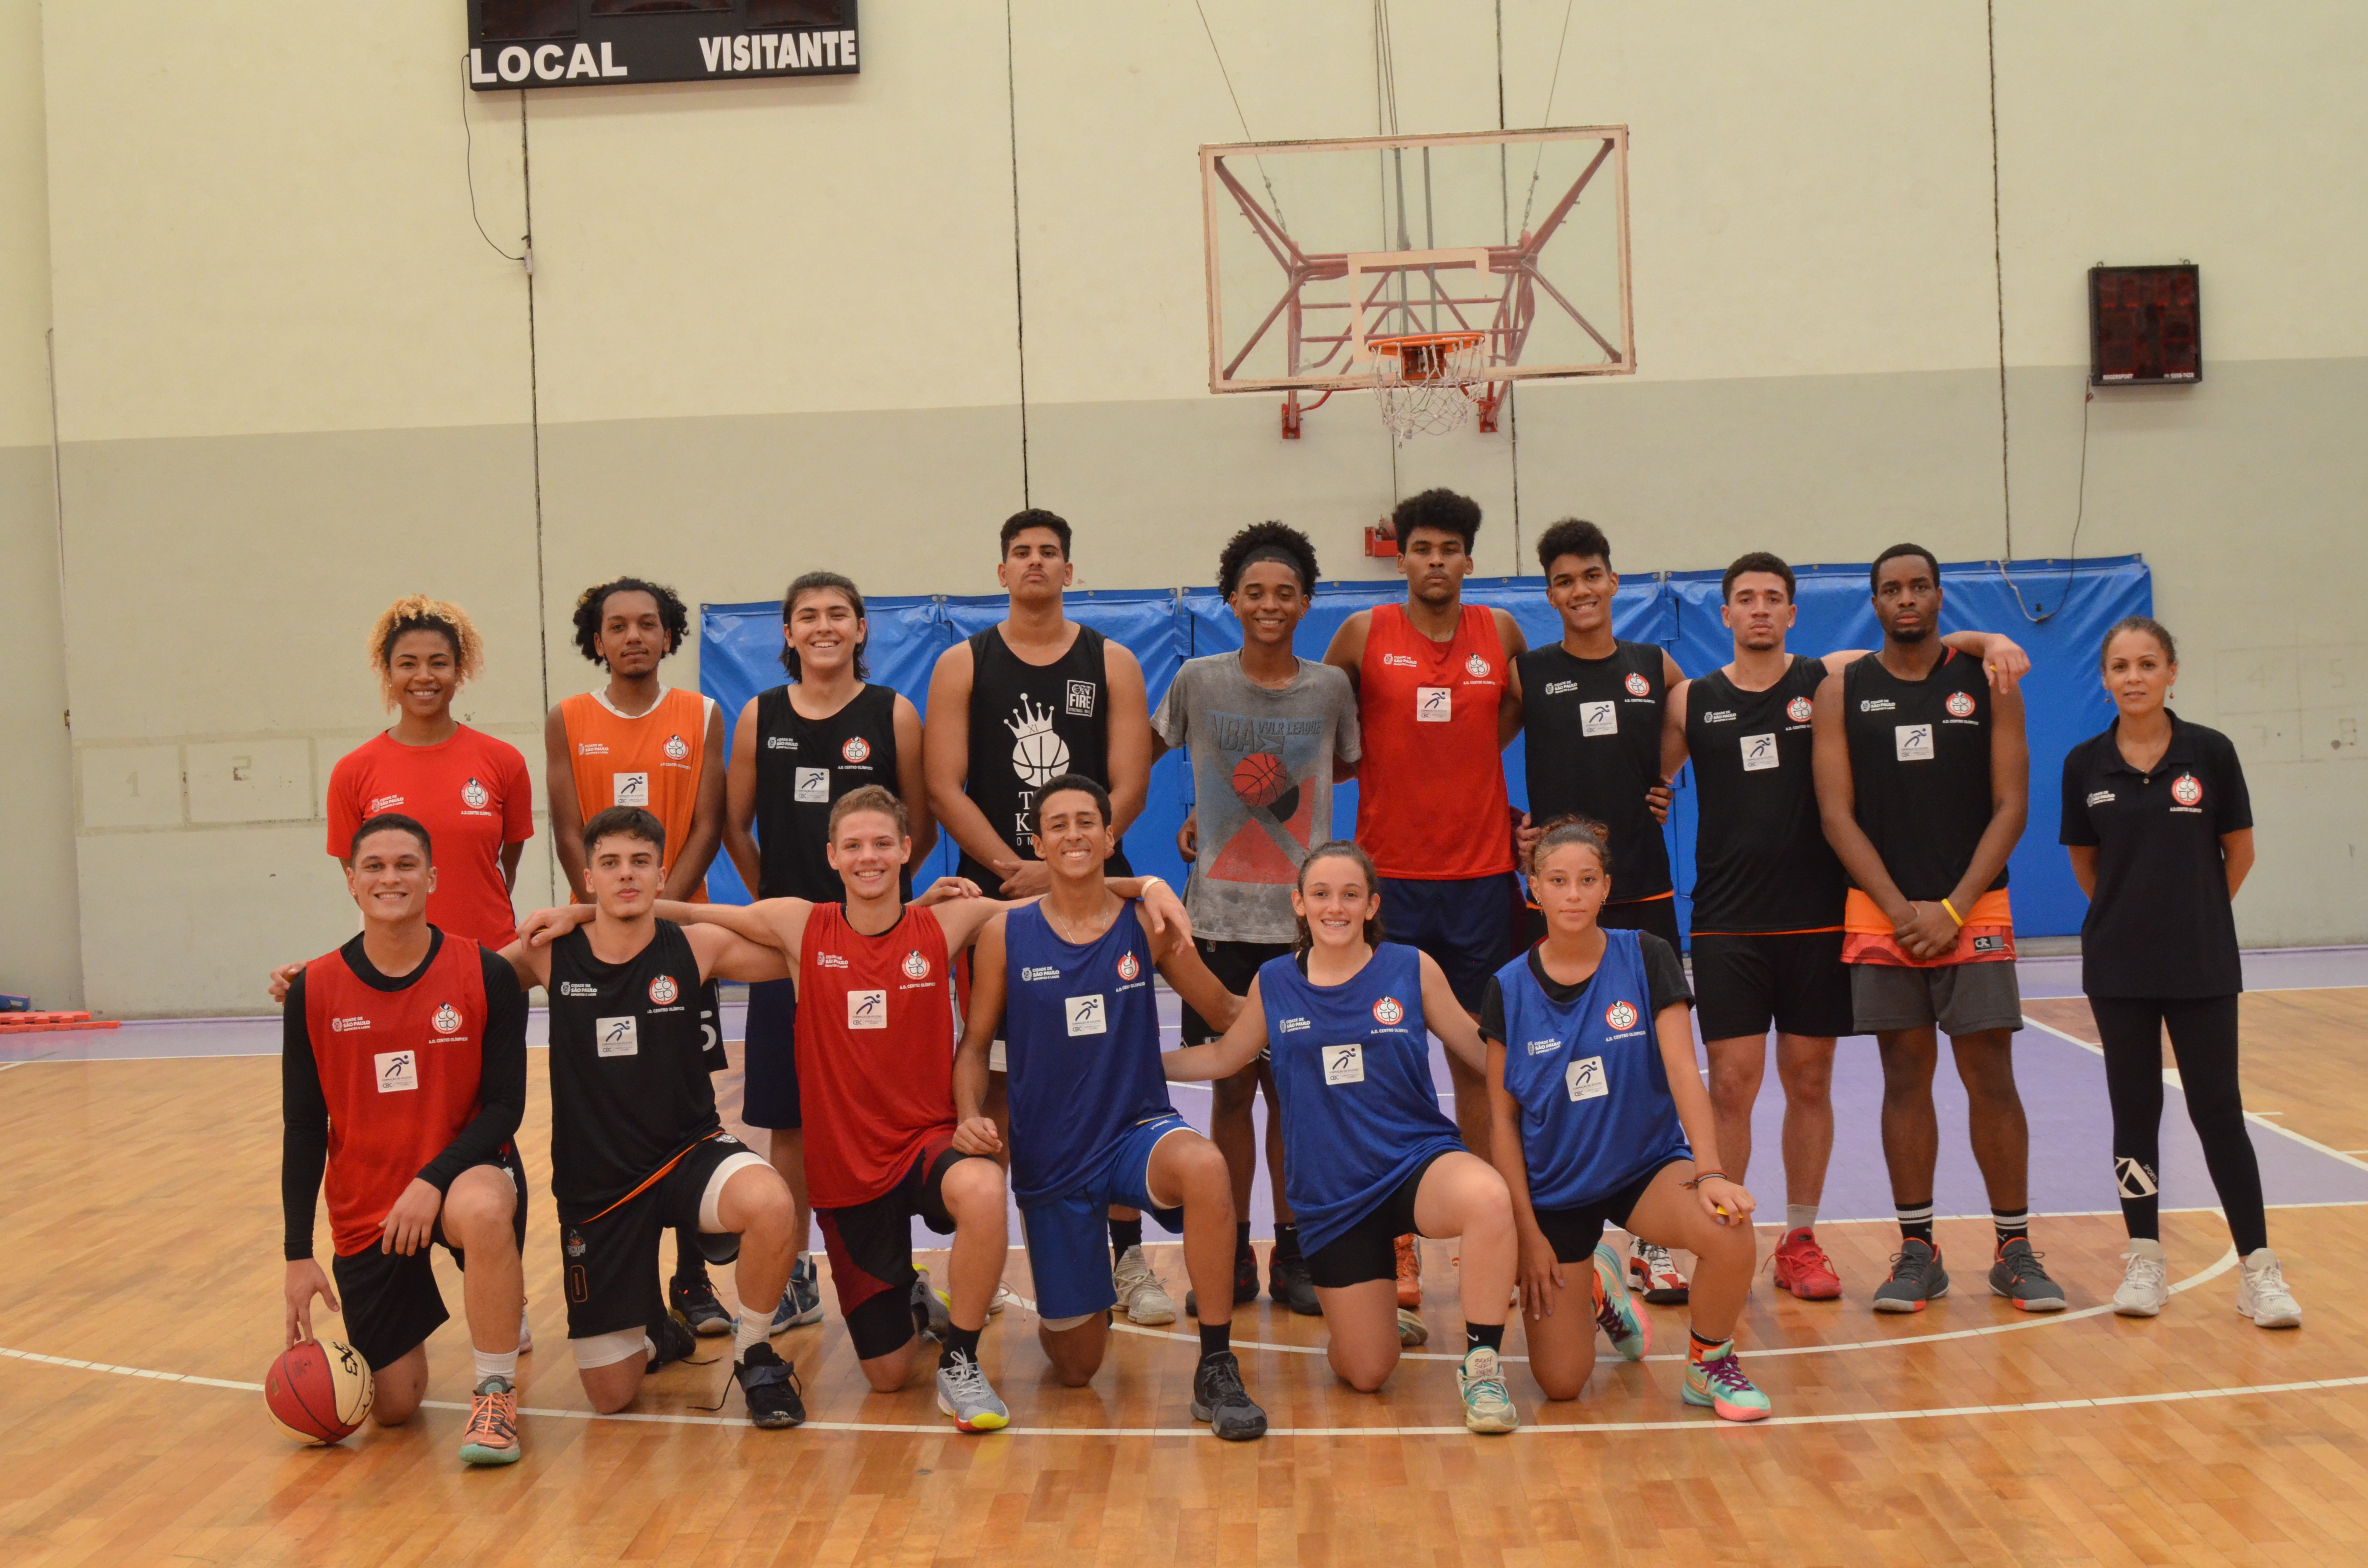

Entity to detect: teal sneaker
[1591,1241,1651,1361]
[1682,1343,1771,1421]
[1457,1347,1520,1433]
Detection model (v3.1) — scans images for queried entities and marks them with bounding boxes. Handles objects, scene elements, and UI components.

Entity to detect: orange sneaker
[1772,1226,1843,1300]
[1395,1234,1422,1309]
[458,1376,521,1466]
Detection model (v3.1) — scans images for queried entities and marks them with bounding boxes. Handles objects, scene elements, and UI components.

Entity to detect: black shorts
[1181,939,1294,1049]
[815,1135,994,1360]
[1380,874,1520,1011]
[331,1148,528,1372]
[1305,1151,1455,1290]
[1530,1155,1690,1265]
[699,978,728,1075]
[559,1133,756,1341]
[741,977,800,1130]
[1691,930,1854,1041]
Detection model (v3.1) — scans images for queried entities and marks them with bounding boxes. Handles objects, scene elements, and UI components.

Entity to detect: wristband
[1940,897,1965,927]
[1683,1171,1727,1190]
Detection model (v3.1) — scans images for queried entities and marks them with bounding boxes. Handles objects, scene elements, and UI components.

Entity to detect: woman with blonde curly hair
[324,595,534,948]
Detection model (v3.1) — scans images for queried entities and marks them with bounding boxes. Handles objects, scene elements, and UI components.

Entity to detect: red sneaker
[1394,1234,1422,1309]
[1773,1226,1843,1300]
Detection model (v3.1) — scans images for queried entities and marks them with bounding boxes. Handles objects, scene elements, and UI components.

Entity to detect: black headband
[1237,544,1308,585]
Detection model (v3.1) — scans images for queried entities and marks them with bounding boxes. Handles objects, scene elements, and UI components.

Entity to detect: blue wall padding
[701,555,2147,939]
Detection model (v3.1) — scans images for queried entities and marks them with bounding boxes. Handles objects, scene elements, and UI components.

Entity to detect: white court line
[2021,1016,2368,1178]
[2,1340,2357,1439]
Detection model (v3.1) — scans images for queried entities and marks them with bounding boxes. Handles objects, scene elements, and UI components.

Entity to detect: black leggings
[2092,994,2266,1256]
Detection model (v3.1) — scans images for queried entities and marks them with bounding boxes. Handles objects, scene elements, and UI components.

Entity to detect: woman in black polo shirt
[2060,614,2297,1328]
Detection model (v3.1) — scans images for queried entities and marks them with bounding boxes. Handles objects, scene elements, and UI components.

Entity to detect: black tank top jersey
[544,921,720,1215]
[752,683,910,903]
[1840,649,2005,903]
[960,624,1132,883]
[1516,640,1672,900]
[1684,657,1849,933]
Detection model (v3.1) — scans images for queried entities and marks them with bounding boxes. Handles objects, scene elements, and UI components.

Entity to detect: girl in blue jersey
[1483,818,1768,1421]
[1163,841,1523,1434]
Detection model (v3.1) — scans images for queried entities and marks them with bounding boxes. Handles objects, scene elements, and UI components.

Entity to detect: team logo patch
[1465,654,1491,679]
[1787,696,1814,723]
[1604,999,1639,1032]
[1117,953,1140,982]
[461,777,489,810]
[649,974,680,1005]
[841,735,871,764]
[1372,996,1405,1027]
[664,733,690,761]
[2171,773,2203,807]
[432,1004,462,1035]
[1946,691,1976,719]
[902,950,932,981]
[1625,672,1651,697]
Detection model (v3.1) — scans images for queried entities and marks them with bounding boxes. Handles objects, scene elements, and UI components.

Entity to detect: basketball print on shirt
[1006,695,1070,786]
[1200,711,1328,888]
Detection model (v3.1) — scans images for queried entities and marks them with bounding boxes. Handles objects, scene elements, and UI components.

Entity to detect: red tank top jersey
[560,686,711,900]
[795,903,960,1208]
[302,936,491,1257]
[1356,603,1514,879]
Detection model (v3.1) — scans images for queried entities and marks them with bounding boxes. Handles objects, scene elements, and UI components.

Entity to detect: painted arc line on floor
[1,1340,2356,1439]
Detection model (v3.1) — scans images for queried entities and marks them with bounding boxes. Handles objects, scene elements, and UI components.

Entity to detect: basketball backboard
[1200,126,1632,399]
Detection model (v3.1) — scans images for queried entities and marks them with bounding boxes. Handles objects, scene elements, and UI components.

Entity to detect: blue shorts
[1378,874,1519,1011]
[741,978,800,1131]
[1018,1112,1192,1322]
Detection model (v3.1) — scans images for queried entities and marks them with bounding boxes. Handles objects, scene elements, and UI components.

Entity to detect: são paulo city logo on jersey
[1625,673,1651,697]
[649,974,679,1005]
[2172,773,2204,807]
[842,735,871,764]
[1604,999,1639,1031]
[1787,696,1814,723]
[432,1004,463,1034]
[902,950,931,981]
[461,777,489,810]
[1946,691,1976,718]
[1465,654,1491,679]
[664,733,690,761]
[1116,953,1140,982]
[1372,996,1405,1026]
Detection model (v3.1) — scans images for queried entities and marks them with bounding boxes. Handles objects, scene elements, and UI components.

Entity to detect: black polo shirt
[2059,712,2252,999]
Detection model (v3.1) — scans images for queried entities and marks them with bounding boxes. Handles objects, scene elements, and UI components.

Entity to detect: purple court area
[10,947,2366,1252]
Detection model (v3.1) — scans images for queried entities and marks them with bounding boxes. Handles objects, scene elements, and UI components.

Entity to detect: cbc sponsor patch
[1787,696,1814,723]
[1065,994,1107,1036]
[1323,1044,1365,1086]
[597,1017,638,1056]
[1603,999,1639,1032]
[1581,700,1617,738]
[375,1051,419,1093]
[432,1003,463,1035]
[649,974,679,1006]
[847,989,887,1030]
[2171,773,2203,807]
[1946,691,1976,719]
[1565,1054,1607,1101]
[1372,996,1405,1027]
[794,766,829,803]
[1895,724,1935,763]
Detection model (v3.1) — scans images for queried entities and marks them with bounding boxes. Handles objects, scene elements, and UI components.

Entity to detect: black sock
[1897,1201,1935,1248]
[1198,1320,1232,1360]
[937,1323,983,1368]
[1109,1216,1142,1265]
[1465,1321,1505,1355]
[1273,1222,1302,1261]
[1235,1220,1253,1260]
[1993,1208,2030,1248]
[1689,1328,1728,1357]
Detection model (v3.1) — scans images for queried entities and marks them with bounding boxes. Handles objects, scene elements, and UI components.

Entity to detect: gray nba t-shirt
[1151,652,1361,944]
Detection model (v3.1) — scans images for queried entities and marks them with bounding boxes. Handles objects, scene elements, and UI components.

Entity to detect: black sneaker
[1186,1246,1262,1318]
[1988,1237,2068,1312]
[1268,1249,1321,1316]
[1872,1238,1950,1313]
[734,1342,806,1429]
[647,1311,697,1372]
[670,1272,733,1337]
[1190,1351,1268,1441]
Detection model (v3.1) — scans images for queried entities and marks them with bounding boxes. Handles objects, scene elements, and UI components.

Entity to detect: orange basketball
[1232,752,1290,808]
[264,1338,374,1445]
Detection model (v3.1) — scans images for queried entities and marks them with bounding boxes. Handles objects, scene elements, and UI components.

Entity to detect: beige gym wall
[20,1,2366,1014]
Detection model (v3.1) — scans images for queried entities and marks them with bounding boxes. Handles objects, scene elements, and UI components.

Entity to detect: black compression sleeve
[1639,933,1694,1013]
[280,972,329,1262]
[1478,976,1507,1043]
[415,953,530,1193]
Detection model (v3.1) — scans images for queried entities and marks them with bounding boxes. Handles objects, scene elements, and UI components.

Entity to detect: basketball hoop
[1369,331,1486,443]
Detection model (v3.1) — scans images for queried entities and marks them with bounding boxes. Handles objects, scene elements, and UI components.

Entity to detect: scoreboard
[468,0,860,90]
[2088,265,2201,386]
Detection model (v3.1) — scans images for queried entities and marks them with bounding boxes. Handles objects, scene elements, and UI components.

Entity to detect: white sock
[1787,1205,1819,1234]
[474,1347,519,1384]
[735,1309,771,1358]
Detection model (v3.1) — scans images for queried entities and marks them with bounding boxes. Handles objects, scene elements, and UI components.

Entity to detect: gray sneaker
[1190,1350,1268,1441]
[2113,1238,2170,1317]
[1872,1238,1950,1313]
[913,1267,952,1340]
[1988,1237,2067,1312]
[935,1350,1011,1432]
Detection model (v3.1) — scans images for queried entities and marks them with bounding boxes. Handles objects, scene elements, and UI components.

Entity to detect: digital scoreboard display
[468,0,859,89]
[2088,264,2200,386]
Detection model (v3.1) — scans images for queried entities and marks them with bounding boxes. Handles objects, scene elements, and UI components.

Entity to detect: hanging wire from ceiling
[1518,0,1579,234]
[460,54,525,263]
[1194,0,1291,236]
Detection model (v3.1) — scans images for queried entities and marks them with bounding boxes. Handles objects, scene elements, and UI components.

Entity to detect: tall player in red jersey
[281,813,530,1466]
[1324,488,1526,1327]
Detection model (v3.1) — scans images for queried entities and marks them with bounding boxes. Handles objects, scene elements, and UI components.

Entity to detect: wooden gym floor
[3,979,2367,1566]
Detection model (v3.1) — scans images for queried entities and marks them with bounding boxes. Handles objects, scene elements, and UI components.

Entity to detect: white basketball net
[1370,333,1486,444]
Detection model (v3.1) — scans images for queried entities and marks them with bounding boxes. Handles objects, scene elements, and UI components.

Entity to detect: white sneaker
[518,1304,534,1353]
[1112,1245,1177,1325]
[989,1281,1015,1316]
[2237,1247,2302,1328]
[1456,1347,1520,1434]
[2113,1239,2170,1317]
